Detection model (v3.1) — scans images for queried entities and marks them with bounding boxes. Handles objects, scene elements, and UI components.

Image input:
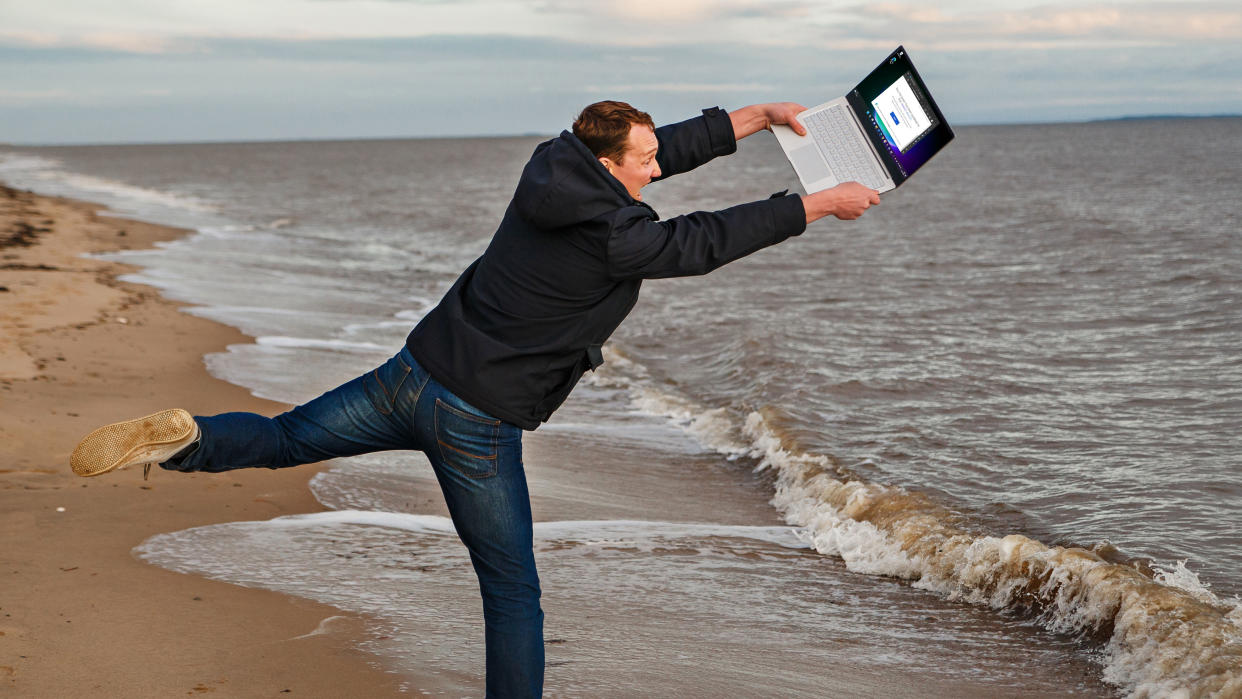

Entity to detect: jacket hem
[405,339,543,431]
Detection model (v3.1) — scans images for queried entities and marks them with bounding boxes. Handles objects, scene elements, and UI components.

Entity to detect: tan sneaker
[70,409,199,478]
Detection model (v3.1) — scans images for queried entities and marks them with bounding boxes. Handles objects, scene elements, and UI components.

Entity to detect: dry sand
[0,184,412,696]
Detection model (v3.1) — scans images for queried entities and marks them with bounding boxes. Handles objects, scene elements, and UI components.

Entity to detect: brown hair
[572,100,654,164]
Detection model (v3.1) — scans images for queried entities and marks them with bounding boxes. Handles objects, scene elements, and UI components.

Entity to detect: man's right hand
[801,182,881,223]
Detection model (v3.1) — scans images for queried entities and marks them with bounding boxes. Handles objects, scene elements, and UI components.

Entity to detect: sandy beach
[0,184,409,696]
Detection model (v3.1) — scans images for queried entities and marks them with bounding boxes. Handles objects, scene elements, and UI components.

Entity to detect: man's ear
[598,157,614,174]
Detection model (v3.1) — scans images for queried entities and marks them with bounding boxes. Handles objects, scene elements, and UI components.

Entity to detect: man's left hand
[731,102,808,140]
[760,102,808,136]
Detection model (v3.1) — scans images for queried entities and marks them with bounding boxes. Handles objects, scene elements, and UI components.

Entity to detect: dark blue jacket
[406,107,807,429]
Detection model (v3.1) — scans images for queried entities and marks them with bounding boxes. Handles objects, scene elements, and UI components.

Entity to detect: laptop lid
[847,46,954,188]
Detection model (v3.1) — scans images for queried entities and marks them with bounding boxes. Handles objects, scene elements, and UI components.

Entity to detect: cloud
[592,0,813,22]
[860,1,1242,46]
[6,1,1239,54]
[0,30,190,54]
[1014,3,1242,40]
[0,88,73,101]
[0,33,590,63]
[586,82,771,93]
[530,0,811,22]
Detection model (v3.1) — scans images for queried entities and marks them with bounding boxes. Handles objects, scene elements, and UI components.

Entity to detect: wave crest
[746,409,1241,698]
[597,347,1242,697]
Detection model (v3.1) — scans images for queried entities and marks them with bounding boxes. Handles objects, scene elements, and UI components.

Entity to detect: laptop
[772,45,953,194]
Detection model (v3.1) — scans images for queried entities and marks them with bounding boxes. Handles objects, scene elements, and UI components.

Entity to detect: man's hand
[802,182,881,223]
[730,102,808,140]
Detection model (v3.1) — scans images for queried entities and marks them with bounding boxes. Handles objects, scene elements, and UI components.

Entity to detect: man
[70,101,879,697]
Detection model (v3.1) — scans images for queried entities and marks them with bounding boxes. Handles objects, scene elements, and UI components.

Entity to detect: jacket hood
[513,130,636,230]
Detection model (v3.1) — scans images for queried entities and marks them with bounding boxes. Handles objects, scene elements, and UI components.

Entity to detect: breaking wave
[592,345,1242,698]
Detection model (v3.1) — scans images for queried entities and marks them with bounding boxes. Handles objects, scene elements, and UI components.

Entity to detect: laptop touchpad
[789,144,831,184]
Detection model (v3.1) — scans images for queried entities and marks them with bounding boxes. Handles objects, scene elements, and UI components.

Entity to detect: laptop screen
[852,47,953,181]
[871,72,939,153]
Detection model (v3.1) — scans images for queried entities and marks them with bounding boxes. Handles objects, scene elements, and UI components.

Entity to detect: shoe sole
[70,409,197,477]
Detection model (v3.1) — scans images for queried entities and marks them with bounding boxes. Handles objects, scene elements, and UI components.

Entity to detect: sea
[2,118,1239,697]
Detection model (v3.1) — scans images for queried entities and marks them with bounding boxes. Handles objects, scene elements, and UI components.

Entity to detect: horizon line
[3,112,1240,149]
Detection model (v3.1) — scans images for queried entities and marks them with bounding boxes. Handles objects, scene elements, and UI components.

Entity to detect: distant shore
[1088,113,1242,122]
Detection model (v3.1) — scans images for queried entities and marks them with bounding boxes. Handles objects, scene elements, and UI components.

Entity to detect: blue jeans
[166,347,543,698]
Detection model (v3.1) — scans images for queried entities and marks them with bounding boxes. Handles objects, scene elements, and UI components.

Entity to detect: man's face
[602,124,661,201]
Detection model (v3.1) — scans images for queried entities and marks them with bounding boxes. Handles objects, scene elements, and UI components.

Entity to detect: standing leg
[413,376,544,699]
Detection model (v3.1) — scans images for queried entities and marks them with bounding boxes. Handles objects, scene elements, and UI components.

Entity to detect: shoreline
[0,184,413,695]
[0,178,1131,697]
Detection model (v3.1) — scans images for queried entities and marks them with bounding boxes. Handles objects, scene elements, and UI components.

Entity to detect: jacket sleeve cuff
[770,193,807,240]
[701,107,738,157]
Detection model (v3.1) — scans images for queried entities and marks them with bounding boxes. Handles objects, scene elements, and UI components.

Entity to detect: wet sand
[0,184,415,695]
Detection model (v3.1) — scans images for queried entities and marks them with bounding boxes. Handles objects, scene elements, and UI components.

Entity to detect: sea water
[2,118,1239,696]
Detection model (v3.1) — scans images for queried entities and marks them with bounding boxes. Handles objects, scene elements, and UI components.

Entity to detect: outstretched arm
[652,103,811,180]
[606,195,807,280]
[729,103,809,140]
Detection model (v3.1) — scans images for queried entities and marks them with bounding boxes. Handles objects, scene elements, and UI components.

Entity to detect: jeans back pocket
[433,398,500,479]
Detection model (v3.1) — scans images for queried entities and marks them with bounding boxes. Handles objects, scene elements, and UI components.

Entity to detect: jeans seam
[373,354,414,416]
[372,368,394,414]
[410,369,431,407]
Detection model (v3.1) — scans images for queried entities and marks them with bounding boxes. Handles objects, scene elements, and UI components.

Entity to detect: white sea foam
[590,345,751,457]
[253,336,390,353]
[184,305,312,319]
[603,346,1242,698]
[196,224,258,238]
[0,153,63,179]
[0,152,212,213]
[341,298,437,338]
[162,509,809,551]
[394,308,431,322]
[290,615,351,640]
[60,172,217,212]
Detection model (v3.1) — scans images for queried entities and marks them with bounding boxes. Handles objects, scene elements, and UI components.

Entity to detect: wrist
[729,105,768,141]
[802,189,841,224]
[801,193,824,224]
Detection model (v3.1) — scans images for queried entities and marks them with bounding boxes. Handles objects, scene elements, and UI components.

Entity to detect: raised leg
[168,350,424,472]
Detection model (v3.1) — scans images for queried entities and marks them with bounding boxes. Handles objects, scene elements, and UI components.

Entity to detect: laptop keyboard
[802,105,886,189]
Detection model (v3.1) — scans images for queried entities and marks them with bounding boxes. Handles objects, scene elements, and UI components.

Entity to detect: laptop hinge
[846,91,904,188]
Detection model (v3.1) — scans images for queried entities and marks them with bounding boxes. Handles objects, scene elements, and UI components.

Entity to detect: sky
[2,0,1241,144]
